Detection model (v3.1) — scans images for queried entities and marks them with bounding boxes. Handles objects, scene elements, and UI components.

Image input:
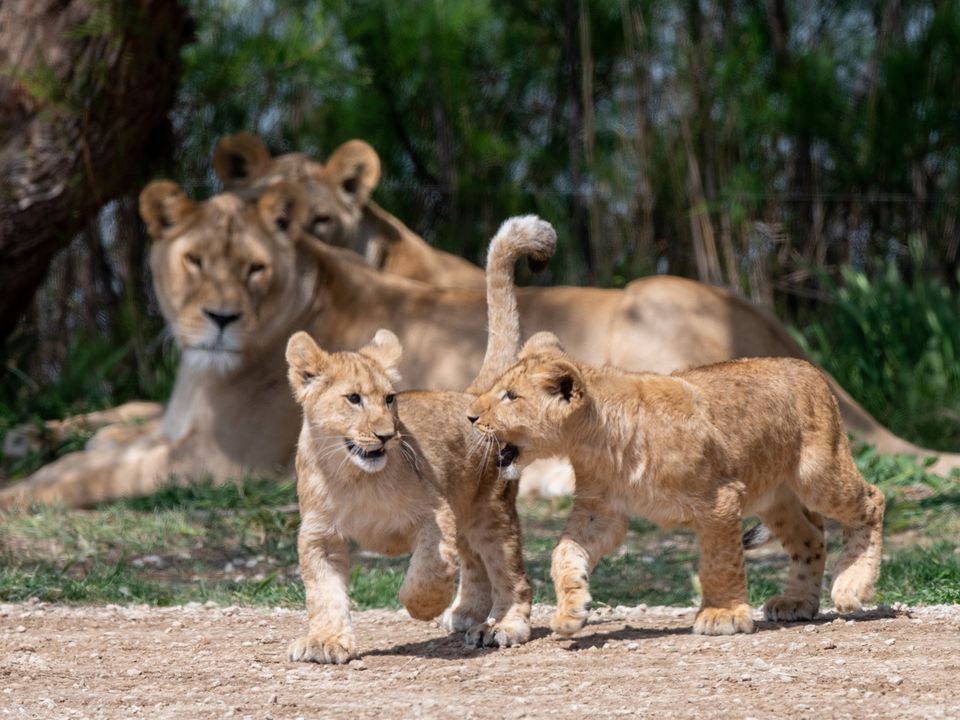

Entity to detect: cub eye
[248,262,266,278]
[504,390,518,401]
[346,393,362,405]
[385,394,396,405]
[185,253,202,269]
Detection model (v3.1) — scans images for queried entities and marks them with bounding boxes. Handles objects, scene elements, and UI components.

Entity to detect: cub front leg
[550,499,628,637]
[399,500,459,621]
[288,514,357,664]
[693,512,754,635]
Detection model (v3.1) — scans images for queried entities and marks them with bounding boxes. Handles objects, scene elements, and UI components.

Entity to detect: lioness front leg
[288,515,357,664]
[399,502,458,621]
[550,499,628,637]
[693,513,754,635]
[462,484,532,648]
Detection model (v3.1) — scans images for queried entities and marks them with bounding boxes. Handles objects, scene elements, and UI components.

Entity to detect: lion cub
[468,334,885,637]
[286,216,556,663]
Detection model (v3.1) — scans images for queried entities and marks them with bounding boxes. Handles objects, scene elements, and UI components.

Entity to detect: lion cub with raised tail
[468,333,885,637]
[286,216,556,663]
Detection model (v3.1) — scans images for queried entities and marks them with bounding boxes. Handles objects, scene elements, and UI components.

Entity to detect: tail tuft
[742,522,774,550]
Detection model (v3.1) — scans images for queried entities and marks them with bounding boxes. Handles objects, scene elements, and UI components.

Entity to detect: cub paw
[464,618,531,648]
[287,632,357,664]
[441,607,488,633]
[762,595,819,622]
[400,585,454,622]
[831,591,864,614]
[693,604,755,635]
[550,591,591,638]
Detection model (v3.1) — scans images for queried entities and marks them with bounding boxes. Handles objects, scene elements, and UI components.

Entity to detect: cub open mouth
[345,440,386,460]
[497,444,519,468]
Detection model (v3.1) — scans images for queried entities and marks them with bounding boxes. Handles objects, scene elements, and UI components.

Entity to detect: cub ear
[258,181,309,242]
[325,140,381,208]
[519,331,566,360]
[139,181,195,240]
[359,329,403,384]
[286,331,330,400]
[213,132,273,188]
[537,359,583,404]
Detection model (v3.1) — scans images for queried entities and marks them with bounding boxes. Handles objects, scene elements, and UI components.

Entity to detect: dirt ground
[1,601,958,719]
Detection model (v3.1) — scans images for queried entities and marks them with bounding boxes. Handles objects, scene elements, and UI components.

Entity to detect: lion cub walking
[469,334,885,636]
[286,216,556,663]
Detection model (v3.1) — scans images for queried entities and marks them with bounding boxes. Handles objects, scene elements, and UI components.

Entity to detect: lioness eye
[346,393,362,405]
[385,394,395,405]
[248,262,266,278]
[186,253,202,269]
[505,390,518,401]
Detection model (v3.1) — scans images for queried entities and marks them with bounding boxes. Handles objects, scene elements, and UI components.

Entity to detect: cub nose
[203,309,242,331]
[375,432,395,444]
[467,415,479,424]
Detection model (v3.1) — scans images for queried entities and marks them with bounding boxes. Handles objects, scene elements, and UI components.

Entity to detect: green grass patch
[1,460,957,611]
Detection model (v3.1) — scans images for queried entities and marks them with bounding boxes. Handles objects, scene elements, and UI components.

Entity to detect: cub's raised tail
[467,215,557,395]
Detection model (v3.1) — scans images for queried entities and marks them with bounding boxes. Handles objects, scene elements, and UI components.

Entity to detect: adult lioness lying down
[2,178,958,508]
[213,132,484,290]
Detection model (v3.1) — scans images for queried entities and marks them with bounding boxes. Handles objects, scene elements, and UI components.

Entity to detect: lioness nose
[203,309,242,330]
[467,415,479,424]
[375,432,395,444]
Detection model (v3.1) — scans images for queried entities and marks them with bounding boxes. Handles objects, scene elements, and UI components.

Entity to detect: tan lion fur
[213,132,483,289]
[3,148,958,508]
[286,216,554,663]
[468,333,886,636]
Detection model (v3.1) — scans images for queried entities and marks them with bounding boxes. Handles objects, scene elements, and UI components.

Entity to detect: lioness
[4,168,958,508]
[468,333,886,636]
[286,216,554,663]
[213,132,483,289]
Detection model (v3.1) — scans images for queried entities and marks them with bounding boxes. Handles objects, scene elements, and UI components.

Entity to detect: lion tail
[466,215,557,395]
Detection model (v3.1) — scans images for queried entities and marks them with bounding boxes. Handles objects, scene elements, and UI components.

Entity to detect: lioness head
[213,132,381,249]
[468,332,585,458]
[139,180,312,373]
[286,329,402,474]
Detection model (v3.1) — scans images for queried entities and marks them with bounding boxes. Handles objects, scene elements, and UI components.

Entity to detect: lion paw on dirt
[287,632,358,664]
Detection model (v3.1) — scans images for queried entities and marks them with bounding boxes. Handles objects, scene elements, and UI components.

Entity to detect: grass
[1,443,957,610]
[792,251,960,451]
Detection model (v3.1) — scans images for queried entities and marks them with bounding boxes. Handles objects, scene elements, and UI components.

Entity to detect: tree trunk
[0,0,192,341]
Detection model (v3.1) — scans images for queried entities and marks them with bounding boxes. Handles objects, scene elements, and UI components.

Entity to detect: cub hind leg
[755,489,826,621]
[795,449,885,613]
[442,537,492,632]
[462,481,533,648]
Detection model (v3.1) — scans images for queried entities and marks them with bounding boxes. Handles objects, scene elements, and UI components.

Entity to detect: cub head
[213,133,381,249]
[139,179,311,373]
[286,329,402,474]
[468,332,585,458]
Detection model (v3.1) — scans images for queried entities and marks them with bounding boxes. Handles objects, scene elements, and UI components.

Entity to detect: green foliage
[876,544,960,605]
[793,254,960,450]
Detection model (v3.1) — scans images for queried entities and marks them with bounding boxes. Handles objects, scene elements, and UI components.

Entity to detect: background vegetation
[0,1,957,610]
[4,0,960,457]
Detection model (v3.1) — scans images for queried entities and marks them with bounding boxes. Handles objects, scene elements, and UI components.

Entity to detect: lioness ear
[213,132,273,188]
[359,329,403,384]
[325,140,381,208]
[520,332,565,360]
[139,181,195,240]
[538,359,583,404]
[286,331,330,399]
[258,182,309,242]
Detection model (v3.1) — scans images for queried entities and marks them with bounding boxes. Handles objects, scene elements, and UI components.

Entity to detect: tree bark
[0,0,192,341]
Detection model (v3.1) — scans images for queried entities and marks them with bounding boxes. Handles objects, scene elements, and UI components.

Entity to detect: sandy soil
[1,601,958,719]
